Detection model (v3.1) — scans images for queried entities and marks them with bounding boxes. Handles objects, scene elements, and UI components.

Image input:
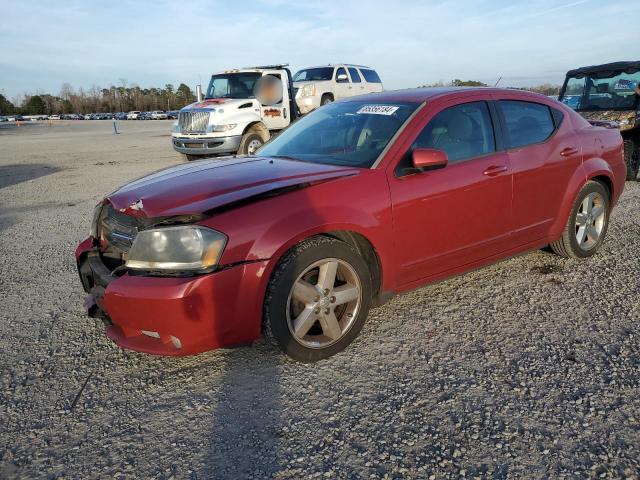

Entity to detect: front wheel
[263,236,372,362]
[550,181,610,258]
[239,125,269,155]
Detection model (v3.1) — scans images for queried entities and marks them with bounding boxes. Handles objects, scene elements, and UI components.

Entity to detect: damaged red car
[76,88,625,362]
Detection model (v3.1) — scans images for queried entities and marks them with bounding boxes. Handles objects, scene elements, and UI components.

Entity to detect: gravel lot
[1,120,639,479]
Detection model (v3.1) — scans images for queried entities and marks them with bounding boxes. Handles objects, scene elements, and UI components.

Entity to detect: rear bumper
[172,135,241,155]
[76,237,268,356]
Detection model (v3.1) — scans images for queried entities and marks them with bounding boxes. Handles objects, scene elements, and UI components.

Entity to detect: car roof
[301,64,373,70]
[566,61,640,77]
[339,87,552,104]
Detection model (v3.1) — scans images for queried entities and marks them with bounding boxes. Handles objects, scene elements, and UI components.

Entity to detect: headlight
[126,226,227,272]
[211,123,237,132]
[301,84,316,97]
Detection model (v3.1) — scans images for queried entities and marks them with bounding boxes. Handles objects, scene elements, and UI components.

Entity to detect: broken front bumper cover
[75,236,268,356]
[171,134,241,155]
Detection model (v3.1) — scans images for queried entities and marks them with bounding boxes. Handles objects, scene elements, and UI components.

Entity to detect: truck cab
[171,65,298,160]
[559,61,640,180]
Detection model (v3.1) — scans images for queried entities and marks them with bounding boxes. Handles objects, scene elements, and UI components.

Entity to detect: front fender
[205,171,396,291]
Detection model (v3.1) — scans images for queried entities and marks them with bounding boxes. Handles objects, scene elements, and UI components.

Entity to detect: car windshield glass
[562,70,640,111]
[293,67,334,82]
[258,101,419,168]
[205,73,261,99]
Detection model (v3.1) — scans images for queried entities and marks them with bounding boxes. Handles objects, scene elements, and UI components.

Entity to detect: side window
[413,101,496,163]
[499,100,556,149]
[348,68,362,83]
[335,67,349,83]
[360,69,382,83]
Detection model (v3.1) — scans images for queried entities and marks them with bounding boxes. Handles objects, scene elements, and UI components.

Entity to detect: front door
[388,100,513,287]
[260,73,289,130]
[334,67,353,99]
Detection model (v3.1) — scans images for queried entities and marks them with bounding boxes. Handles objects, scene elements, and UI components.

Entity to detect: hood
[181,98,258,111]
[107,157,359,218]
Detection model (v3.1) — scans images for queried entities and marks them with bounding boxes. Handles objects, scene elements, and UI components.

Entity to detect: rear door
[388,98,512,286]
[348,67,367,95]
[496,97,579,244]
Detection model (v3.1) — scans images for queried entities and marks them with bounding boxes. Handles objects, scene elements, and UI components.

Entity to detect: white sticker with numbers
[356,105,399,115]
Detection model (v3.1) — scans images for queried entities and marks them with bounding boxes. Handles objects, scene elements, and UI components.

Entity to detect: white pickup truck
[171,65,299,160]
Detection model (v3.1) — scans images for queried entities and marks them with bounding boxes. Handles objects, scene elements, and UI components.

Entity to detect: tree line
[420,79,561,96]
[0,81,198,115]
[1,79,563,116]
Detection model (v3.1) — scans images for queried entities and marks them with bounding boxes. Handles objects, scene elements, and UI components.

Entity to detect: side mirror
[412,148,448,170]
[336,73,348,82]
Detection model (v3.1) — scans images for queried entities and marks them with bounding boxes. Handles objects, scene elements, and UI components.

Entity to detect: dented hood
[107,156,359,217]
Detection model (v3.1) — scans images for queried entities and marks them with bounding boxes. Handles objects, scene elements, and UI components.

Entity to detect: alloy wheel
[286,258,362,348]
[575,192,606,250]
[247,139,263,154]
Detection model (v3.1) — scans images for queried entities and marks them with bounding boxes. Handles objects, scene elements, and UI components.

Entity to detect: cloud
[1,0,638,99]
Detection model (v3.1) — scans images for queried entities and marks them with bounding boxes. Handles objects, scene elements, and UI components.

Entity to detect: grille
[178,110,210,133]
[98,204,139,269]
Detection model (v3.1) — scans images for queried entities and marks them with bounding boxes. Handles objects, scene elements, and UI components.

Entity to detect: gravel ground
[0,120,639,479]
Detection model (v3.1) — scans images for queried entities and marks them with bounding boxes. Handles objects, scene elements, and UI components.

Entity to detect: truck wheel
[179,153,203,162]
[321,94,334,106]
[623,139,639,181]
[239,124,270,155]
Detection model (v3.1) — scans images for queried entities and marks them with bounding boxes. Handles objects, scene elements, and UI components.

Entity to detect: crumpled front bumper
[171,134,241,155]
[75,237,268,356]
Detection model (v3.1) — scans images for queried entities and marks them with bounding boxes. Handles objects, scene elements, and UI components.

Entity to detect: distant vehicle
[48,115,61,120]
[166,110,179,119]
[114,112,127,120]
[171,64,299,160]
[138,111,151,120]
[559,61,640,180]
[293,64,384,114]
[0,116,6,122]
[126,111,141,120]
[83,114,92,120]
[150,110,168,120]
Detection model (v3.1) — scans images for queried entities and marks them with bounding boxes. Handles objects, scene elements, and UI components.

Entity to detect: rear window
[499,101,556,149]
[361,69,382,83]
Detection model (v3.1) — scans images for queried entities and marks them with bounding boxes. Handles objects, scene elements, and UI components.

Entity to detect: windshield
[293,67,334,82]
[562,70,640,111]
[258,101,419,168]
[205,73,261,99]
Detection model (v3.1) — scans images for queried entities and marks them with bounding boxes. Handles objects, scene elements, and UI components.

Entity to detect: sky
[1,0,639,101]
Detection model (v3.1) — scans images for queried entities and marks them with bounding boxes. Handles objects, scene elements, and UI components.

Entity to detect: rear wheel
[550,181,610,258]
[263,236,372,362]
[623,138,639,181]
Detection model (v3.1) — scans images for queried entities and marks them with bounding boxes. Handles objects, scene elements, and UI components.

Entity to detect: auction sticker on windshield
[357,105,399,115]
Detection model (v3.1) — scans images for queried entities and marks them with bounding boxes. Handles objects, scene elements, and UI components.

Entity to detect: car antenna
[494,76,502,87]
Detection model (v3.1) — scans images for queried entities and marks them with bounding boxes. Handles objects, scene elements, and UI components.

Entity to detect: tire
[550,181,610,259]
[263,236,372,362]
[623,138,639,181]
[179,153,203,162]
[239,125,269,155]
[321,94,334,106]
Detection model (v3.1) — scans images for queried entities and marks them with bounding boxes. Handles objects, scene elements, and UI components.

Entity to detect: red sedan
[76,88,625,362]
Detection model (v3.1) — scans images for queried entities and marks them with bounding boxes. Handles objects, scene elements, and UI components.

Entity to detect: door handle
[560,147,579,157]
[483,165,508,176]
